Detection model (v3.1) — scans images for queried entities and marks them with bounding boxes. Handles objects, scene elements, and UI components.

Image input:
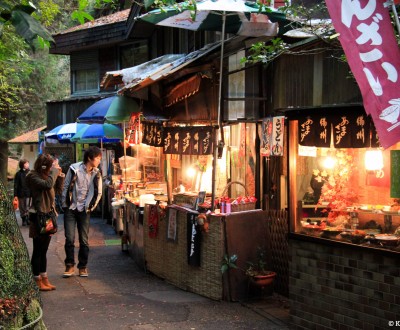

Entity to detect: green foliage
[245,247,269,276]
[0,1,54,49]
[220,254,238,274]
[38,0,61,27]
[241,38,287,65]
[24,299,41,325]
[0,233,16,296]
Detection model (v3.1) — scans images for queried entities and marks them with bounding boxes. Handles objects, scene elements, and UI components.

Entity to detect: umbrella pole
[123,121,127,185]
[101,138,104,220]
[211,11,227,211]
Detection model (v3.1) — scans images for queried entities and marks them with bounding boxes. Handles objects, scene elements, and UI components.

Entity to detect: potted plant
[221,247,276,289]
[244,247,276,288]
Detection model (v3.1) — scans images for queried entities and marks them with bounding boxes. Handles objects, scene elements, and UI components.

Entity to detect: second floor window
[74,69,98,92]
[120,41,148,69]
[71,50,99,95]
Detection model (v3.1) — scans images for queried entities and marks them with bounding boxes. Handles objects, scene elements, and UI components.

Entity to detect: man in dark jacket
[14,158,31,226]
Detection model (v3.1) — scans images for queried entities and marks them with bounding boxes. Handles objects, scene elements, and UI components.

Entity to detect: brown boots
[35,276,56,291]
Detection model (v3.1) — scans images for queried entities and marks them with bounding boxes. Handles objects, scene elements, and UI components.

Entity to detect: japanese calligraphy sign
[142,122,163,147]
[298,109,379,148]
[271,116,285,156]
[261,116,285,157]
[162,126,214,155]
[298,116,331,148]
[326,0,400,148]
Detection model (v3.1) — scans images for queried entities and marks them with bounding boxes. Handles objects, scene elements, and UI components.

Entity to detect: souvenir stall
[117,117,283,301]
[100,39,285,301]
[101,108,274,300]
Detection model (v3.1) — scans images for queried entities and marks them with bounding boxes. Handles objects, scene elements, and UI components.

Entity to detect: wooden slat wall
[268,46,362,112]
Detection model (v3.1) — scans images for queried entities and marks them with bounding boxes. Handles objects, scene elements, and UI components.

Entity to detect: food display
[340,230,366,244]
[321,227,343,238]
[373,234,400,246]
[297,200,400,249]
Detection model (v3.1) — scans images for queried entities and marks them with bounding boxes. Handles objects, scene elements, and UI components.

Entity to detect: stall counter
[143,205,269,301]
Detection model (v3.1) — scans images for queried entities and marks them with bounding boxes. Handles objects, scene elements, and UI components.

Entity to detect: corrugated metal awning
[101,42,219,94]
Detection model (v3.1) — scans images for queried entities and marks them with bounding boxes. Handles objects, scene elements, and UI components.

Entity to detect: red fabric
[326,0,400,148]
[148,204,159,238]
[13,197,19,210]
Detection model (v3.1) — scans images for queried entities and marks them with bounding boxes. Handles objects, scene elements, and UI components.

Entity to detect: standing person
[14,159,31,226]
[26,154,65,291]
[61,146,102,278]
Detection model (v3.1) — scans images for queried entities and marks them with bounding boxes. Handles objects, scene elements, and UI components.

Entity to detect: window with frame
[71,50,99,95]
[73,69,98,93]
[120,41,149,69]
[225,50,260,121]
[227,50,246,120]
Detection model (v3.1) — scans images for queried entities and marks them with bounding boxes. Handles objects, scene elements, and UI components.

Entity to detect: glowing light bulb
[365,150,383,171]
[323,156,336,169]
[186,167,196,178]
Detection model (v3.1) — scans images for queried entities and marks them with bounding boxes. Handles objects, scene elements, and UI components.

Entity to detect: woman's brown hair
[33,154,54,174]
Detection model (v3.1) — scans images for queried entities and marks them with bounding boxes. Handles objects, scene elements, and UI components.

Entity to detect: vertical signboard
[390,150,400,197]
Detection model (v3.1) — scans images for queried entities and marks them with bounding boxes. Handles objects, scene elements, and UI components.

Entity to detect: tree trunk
[0,140,8,184]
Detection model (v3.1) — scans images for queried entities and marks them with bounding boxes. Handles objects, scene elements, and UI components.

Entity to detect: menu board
[390,150,400,198]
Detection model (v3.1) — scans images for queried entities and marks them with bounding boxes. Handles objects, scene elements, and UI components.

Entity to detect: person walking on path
[26,154,65,291]
[61,146,102,278]
[14,158,31,226]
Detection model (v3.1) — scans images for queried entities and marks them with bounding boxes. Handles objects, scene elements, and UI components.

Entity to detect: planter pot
[249,272,276,288]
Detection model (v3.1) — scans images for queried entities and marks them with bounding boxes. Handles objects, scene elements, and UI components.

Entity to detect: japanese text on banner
[326,0,400,148]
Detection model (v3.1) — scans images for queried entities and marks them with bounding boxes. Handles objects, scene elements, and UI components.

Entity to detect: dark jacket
[14,169,31,198]
[26,169,65,238]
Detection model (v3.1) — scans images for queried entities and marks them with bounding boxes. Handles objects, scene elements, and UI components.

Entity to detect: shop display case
[288,120,400,251]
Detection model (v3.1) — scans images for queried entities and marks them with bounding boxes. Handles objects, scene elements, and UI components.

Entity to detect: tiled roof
[8,126,47,144]
[56,9,130,35]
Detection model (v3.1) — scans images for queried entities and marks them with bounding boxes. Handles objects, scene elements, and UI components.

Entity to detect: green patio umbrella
[77,95,139,124]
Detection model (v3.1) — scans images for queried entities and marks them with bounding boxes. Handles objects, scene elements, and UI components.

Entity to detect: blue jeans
[64,209,90,269]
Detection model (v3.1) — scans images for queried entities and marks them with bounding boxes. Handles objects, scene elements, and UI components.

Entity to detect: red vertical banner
[125,113,140,146]
[326,0,400,148]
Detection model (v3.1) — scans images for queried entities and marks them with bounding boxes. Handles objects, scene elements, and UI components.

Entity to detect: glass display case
[288,119,400,250]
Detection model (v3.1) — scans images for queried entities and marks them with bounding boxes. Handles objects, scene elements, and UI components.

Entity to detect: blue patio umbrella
[77,95,139,124]
[45,123,89,143]
[70,123,123,144]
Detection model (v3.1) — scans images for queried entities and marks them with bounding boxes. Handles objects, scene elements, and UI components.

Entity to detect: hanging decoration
[125,113,141,146]
[187,212,201,267]
[148,204,159,238]
[261,117,272,157]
